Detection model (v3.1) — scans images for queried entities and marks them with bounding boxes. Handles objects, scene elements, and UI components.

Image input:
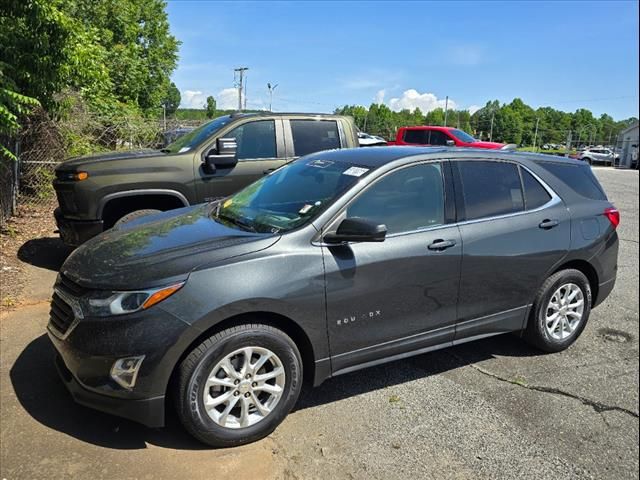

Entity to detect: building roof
[620,121,639,135]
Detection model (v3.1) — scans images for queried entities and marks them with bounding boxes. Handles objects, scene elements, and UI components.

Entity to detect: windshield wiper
[217,213,257,233]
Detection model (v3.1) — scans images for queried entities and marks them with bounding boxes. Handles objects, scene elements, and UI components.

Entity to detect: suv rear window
[535,162,607,200]
[520,168,552,209]
[291,120,340,156]
[457,161,524,220]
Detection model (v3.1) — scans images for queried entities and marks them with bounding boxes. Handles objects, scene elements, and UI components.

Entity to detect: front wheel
[175,324,303,447]
[524,269,592,352]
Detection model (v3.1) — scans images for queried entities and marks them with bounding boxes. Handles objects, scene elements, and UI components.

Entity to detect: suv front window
[215,158,372,233]
[162,115,232,154]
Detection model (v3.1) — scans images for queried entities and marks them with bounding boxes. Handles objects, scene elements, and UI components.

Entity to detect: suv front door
[321,162,461,373]
[196,118,286,202]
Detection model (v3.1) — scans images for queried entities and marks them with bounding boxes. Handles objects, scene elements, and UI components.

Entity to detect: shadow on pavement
[17,237,73,272]
[10,332,542,450]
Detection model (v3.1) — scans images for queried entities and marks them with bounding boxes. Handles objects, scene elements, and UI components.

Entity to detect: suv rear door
[195,118,286,202]
[452,159,571,339]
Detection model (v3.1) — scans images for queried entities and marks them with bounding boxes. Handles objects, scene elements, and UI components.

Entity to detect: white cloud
[181,90,207,109]
[216,88,239,110]
[387,89,457,113]
[467,105,482,115]
[374,89,385,105]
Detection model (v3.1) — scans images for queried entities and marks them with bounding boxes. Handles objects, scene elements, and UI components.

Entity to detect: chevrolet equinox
[47,147,619,447]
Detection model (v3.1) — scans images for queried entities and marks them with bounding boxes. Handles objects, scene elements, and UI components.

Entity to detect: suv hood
[60,149,165,169]
[61,204,280,290]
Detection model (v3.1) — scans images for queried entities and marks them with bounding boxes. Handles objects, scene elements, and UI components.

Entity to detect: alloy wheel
[545,283,585,340]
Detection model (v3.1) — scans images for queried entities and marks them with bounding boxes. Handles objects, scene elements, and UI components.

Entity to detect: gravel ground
[0,168,638,480]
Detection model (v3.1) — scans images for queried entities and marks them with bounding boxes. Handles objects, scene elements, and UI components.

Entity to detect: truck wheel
[114,209,161,227]
[175,324,303,447]
[524,269,591,353]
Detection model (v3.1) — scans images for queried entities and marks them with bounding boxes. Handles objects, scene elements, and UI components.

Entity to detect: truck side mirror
[204,138,238,172]
[446,139,456,147]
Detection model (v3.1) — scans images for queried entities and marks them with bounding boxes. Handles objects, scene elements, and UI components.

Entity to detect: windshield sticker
[299,204,313,214]
[178,147,190,153]
[308,159,334,168]
[343,166,369,177]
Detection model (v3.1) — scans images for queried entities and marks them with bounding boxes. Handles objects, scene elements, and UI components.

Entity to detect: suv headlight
[82,282,184,317]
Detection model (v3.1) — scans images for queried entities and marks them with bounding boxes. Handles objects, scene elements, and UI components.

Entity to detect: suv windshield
[450,129,477,143]
[214,157,373,233]
[162,116,232,153]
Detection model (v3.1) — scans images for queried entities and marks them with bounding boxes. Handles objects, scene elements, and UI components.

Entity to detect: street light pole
[267,83,278,112]
[532,117,540,152]
[489,113,495,142]
[443,96,449,126]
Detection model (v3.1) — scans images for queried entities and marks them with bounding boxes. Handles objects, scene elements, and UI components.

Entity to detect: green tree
[163,82,181,116]
[0,67,40,159]
[205,96,217,119]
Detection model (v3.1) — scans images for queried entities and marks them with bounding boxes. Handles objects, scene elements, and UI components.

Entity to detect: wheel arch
[551,259,599,307]
[166,311,319,404]
[99,190,189,228]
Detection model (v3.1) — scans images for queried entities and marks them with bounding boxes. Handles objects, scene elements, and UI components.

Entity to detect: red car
[389,126,515,150]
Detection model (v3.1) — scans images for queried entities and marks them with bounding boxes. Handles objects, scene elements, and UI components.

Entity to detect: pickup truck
[53,112,359,246]
[388,125,514,150]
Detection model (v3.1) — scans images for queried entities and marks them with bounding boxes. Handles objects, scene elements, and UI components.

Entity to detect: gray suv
[578,147,616,165]
[48,147,619,447]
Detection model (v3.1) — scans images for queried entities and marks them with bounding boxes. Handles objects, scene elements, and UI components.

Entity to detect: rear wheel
[582,157,593,165]
[114,209,161,227]
[524,269,592,352]
[175,324,303,447]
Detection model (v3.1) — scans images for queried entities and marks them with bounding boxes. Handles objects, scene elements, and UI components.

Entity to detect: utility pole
[267,83,278,112]
[489,113,495,142]
[161,104,166,132]
[532,117,540,152]
[443,96,449,126]
[234,67,249,111]
[456,111,460,129]
[565,130,572,153]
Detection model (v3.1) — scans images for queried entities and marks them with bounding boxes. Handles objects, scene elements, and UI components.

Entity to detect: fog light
[110,356,145,389]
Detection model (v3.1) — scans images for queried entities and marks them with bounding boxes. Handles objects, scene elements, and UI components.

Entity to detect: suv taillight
[604,207,620,228]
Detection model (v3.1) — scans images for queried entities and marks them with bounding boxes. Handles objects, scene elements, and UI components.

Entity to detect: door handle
[428,239,456,251]
[539,219,559,230]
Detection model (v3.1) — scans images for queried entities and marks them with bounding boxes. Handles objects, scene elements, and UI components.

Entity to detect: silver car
[578,147,616,166]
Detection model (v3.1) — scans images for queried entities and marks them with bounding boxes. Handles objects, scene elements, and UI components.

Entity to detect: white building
[617,121,638,169]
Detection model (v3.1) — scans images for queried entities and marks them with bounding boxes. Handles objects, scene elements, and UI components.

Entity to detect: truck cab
[389,125,510,150]
[53,113,359,246]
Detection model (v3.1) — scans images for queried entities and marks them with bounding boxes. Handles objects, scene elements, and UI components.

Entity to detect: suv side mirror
[324,218,387,244]
[204,137,238,172]
[446,139,456,147]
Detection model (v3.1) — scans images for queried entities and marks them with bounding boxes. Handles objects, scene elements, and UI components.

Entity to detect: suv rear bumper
[54,208,103,246]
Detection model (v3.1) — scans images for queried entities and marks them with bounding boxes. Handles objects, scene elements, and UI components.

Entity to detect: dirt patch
[1,203,59,309]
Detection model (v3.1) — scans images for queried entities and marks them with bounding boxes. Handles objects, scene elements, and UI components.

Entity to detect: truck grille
[49,292,75,336]
[59,273,89,297]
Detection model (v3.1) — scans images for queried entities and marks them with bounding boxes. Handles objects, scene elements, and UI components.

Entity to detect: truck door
[195,118,286,202]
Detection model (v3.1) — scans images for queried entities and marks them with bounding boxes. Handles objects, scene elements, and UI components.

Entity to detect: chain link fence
[1,108,204,225]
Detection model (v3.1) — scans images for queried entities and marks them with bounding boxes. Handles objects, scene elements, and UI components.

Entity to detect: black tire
[582,157,593,165]
[175,323,303,448]
[114,209,161,227]
[524,269,592,353]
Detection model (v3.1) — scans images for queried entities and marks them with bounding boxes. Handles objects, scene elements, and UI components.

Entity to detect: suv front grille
[49,292,75,336]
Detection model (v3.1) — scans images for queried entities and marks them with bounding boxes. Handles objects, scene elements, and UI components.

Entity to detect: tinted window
[457,161,524,220]
[403,129,429,144]
[347,163,444,234]
[429,130,449,146]
[450,129,477,143]
[291,120,340,156]
[226,120,276,160]
[535,162,607,200]
[521,168,552,209]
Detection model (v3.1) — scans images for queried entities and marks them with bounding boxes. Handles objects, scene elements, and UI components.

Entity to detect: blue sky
[167,0,639,120]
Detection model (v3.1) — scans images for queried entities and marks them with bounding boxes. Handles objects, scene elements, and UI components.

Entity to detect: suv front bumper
[54,208,104,246]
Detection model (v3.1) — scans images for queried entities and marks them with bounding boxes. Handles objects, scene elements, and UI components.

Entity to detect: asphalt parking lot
[1,167,638,480]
